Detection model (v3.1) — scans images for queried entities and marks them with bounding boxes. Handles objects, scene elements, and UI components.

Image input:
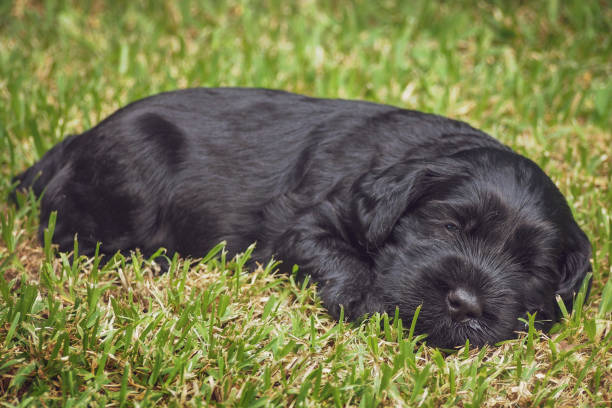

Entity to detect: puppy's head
[352,147,591,348]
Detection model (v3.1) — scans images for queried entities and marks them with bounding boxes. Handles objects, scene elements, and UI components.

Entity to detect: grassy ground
[0,0,610,406]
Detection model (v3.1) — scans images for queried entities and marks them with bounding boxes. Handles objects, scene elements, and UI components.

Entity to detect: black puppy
[11,88,591,348]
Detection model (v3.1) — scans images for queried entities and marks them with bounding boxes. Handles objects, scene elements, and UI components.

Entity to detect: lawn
[0,0,610,406]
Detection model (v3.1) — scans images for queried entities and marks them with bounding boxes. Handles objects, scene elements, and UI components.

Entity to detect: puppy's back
[10,87,503,258]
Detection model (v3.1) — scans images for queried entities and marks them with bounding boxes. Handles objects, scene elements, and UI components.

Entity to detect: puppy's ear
[556,224,592,313]
[350,161,429,249]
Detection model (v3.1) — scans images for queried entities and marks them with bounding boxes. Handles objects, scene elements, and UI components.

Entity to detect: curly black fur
[10,88,591,348]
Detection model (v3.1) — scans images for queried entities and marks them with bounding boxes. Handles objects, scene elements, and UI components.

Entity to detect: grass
[0,0,610,406]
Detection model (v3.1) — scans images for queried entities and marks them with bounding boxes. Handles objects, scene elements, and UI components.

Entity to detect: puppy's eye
[445,223,460,232]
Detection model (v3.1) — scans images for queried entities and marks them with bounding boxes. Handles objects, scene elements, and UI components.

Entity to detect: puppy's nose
[447,288,483,322]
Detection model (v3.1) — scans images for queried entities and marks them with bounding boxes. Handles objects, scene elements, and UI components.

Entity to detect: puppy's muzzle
[446,287,483,322]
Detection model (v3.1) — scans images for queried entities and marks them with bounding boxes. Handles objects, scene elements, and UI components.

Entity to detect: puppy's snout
[446,288,483,322]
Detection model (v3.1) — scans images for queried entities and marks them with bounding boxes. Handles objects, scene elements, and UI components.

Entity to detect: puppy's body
[12,88,591,348]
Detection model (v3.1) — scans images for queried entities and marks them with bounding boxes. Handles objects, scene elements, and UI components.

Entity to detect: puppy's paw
[320,285,384,322]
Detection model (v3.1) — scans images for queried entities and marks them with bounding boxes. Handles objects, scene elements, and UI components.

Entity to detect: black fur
[10,88,591,348]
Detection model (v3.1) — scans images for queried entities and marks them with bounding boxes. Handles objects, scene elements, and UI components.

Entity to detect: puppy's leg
[274,214,384,321]
[36,162,143,260]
